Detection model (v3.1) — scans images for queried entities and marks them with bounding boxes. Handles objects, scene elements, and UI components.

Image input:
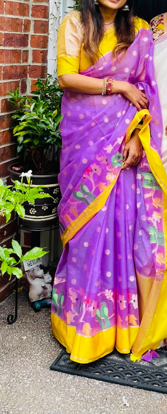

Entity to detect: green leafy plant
[32,75,63,115]
[0,242,46,280]
[0,176,51,223]
[8,75,63,175]
[0,177,50,279]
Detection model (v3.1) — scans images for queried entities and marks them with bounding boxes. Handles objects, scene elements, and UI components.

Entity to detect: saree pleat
[51,28,167,363]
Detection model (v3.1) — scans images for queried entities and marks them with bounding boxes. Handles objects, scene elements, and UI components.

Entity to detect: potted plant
[0,175,49,280]
[8,75,63,229]
[0,175,51,319]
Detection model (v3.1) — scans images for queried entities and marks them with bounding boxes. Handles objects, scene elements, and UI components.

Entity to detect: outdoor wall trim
[48,0,74,76]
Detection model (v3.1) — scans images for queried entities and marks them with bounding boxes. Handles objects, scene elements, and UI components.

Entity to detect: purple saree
[51,28,167,363]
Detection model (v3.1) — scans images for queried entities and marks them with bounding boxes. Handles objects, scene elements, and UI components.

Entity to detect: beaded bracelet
[102,78,107,95]
[106,77,114,95]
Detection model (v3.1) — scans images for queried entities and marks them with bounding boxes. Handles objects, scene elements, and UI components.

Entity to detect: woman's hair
[80,0,135,62]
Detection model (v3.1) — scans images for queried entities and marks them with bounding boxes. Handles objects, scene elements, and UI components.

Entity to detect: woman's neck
[99,6,117,25]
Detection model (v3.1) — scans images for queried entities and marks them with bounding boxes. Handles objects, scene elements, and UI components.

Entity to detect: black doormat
[50,348,167,394]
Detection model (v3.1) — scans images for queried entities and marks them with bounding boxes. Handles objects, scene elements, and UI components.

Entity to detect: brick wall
[0,0,49,301]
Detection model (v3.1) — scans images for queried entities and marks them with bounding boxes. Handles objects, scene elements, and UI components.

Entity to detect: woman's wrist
[112,80,128,94]
[102,77,114,95]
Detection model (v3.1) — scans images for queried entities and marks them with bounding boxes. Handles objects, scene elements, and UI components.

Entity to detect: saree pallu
[51,29,167,363]
[154,32,167,172]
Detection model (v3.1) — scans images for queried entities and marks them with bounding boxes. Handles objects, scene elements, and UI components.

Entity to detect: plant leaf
[0,246,6,261]
[21,247,47,262]
[12,240,22,258]
[15,204,25,218]
[1,261,8,275]
[12,267,23,279]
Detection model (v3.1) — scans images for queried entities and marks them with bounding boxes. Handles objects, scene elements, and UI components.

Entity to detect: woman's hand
[112,81,148,110]
[122,130,143,169]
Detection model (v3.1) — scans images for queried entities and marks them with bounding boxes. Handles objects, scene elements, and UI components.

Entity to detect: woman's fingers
[123,83,149,110]
[131,156,141,166]
[138,99,147,109]
[123,146,128,162]
[122,144,142,169]
[122,155,141,169]
[122,150,134,169]
[134,90,148,109]
[134,97,148,110]
[141,96,148,105]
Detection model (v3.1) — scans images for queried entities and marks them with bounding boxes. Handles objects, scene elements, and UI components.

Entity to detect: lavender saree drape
[51,29,167,363]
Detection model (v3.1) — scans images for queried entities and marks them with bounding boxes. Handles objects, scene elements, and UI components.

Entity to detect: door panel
[134,0,167,22]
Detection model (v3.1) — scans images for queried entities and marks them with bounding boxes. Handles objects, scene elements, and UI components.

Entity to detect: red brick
[1,98,16,113]
[0,81,20,97]
[4,34,28,48]
[0,0,4,13]
[33,19,48,33]
[3,65,27,80]
[23,19,31,32]
[0,144,17,163]
[29,65,47,78]
[31,5,48,18]
[31,79,38,91]
[5,1,29,17]
[0,33,3,46]
[33,0,48,2]
[21,79,27,94]
[0,115,13,130]
[0,66,2,80]
[0,50,21,64]
[30,34,48,49]
[0,17,22,32]
[0,130,14,146]
[32,50,47,64]
[31,78,45,91]
[22,50,29,63]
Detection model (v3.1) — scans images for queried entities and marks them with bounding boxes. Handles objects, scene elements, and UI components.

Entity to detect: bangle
[106,77,113,95]
[102,78,107,95]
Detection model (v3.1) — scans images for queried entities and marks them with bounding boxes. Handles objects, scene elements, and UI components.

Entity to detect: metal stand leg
[7,277,18,324]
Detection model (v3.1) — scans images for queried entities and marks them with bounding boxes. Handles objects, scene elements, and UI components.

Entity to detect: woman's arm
[59,74,148,110]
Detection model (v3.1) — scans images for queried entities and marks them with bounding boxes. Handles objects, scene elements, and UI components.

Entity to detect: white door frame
[47,0,74,76]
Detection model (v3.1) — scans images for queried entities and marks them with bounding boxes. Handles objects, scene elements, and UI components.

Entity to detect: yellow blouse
[57,10,149,77]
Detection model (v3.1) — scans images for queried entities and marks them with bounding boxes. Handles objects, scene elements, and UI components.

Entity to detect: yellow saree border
[126,109,167,357]
[132,190,167,357]
[126,109,167,194]
[51,313,139,364]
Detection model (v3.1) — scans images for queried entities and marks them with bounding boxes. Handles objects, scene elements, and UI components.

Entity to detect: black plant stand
[7,277,18,324]
[7,222,59,324]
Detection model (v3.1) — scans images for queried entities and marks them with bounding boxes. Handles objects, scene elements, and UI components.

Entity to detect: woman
[150,13,167,171]
[51,0,167,364]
